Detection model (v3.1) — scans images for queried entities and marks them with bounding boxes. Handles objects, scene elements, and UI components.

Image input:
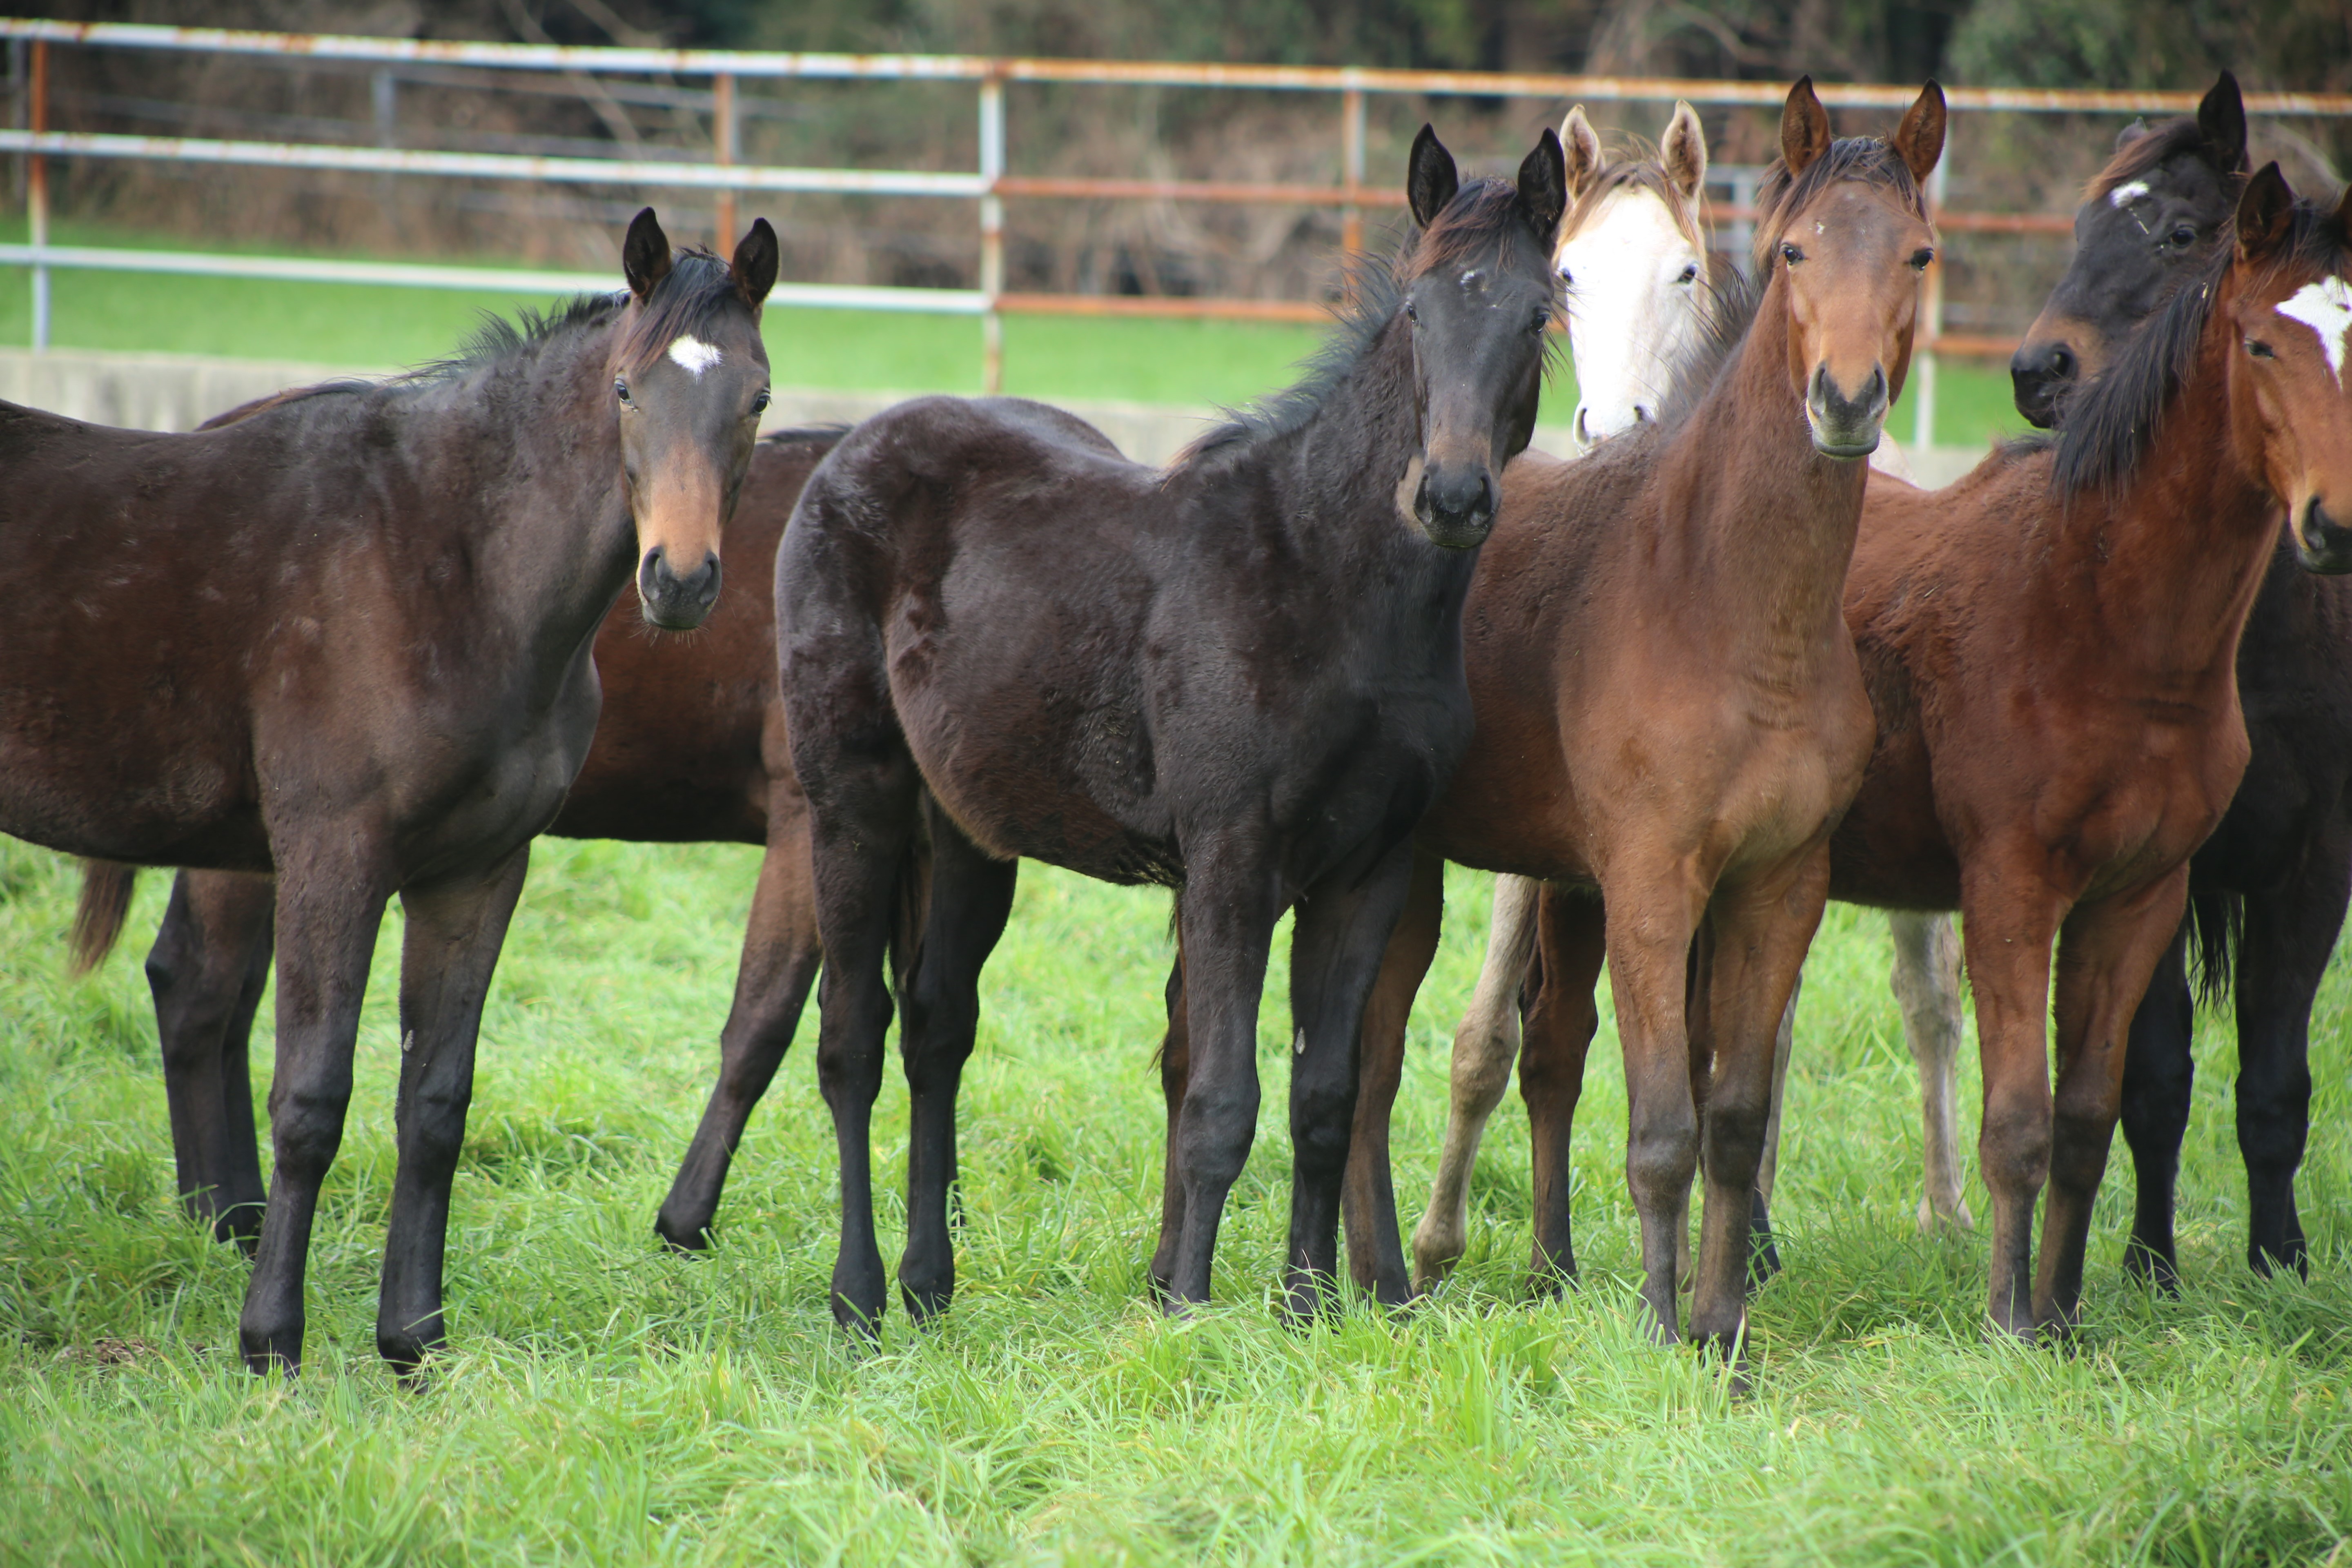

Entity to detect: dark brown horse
[1514,167,2352,1339]
[1,210,777,1373]
[73,429,842,1257]
[779,126,1566,1333]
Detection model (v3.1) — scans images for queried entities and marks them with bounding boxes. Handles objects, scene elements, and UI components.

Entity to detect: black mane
[1181,178,1559,465]
[401,246,746,388]
[2054,197,2352,497]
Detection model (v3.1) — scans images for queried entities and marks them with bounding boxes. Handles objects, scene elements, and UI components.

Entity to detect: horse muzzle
[2008,336,2076,430]
[1412,460,1498,550]
[1806,363,1888,460]
[637,546,723,629]
[2292,496,2352,576]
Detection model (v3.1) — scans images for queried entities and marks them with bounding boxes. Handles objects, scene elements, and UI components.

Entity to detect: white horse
[1410,104,1969,1293]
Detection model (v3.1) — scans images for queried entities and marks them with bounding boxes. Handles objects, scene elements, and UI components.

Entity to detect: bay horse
[1155,80,1945,1352]
[68,428,842,1257]
[779,125,1566,1332]
[1422,97,1966,1300]
[1521,165,2352,1339]
[0,209,778,1373]
[2007,74,2352,1287]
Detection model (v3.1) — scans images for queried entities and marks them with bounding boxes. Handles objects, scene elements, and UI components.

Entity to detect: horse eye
[1557,265,1574,287]
[614,378,634,407]
[1530,308,1550,336]
[1909,248,1934,271]
[1405,302,1420,325]
[2169,225,2198,247]
[2247,339,2276,360]
[1780,242,1804,266]
[750,389,771,416]
[1677,264,1698,284]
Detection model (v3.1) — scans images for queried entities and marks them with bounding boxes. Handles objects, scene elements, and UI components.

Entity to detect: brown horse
[1513,167,2352,1339]
[781,126,1566,1333]
[1162,81,1946,1356]
[0,210,777,1373]
[74,429,842,1257]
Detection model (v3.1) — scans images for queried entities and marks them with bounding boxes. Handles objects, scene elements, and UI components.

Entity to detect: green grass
[0,219,2027,443]
[1,833,2345,1564]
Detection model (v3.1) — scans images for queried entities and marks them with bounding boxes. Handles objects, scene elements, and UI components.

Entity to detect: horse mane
[401,247,746,387]
[2087,116,2235,202]
[1748,136,1928,280]
[2054,196,2352,497]
[1559,144,1706,255]
[1179,178,1557,466]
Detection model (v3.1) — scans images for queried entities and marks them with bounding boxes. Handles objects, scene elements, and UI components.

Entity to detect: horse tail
[2186,888,2242,1011]
[69,860,138,976]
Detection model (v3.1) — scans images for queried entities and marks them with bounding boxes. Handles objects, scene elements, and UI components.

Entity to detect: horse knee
[1626,1104,1699,1200]
[1450,1019,1516,1111]
[1702,1098,1770,1183]
[269,1089,348,1182]
[1978,1100,2051,1198]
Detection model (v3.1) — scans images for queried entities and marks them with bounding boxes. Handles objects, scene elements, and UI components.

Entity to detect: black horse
[2016,71,2346,1284]
[0,210,777,1372]
[778,125,1566,1332]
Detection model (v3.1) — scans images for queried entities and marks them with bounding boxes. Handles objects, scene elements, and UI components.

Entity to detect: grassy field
[0,828,2346,1564]
[0,219,2029,446]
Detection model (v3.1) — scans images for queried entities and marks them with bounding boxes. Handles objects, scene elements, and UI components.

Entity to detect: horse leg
[1410,870,1539,1290]
[1956,863,2067,1341]
[1687,851,1829,1362]
[1282,840,1420,1320]
[2038,870,2189,1336]
[1600,869,1708,1340]
[374,847,532,1374]
[1341,845,1443,1306]
[1520,885,1606,1294]
[1889,909,1973,1231]
[236,845,393,1374]
[146,870,275,1252]
[1148,949,1188,1302]
[1163,840,1283,1311]
[1682,923,1715,1295]
[2233,843,2344,1279]
[2117,918,2193,1292]
[1746,967,1797,1285]
[655,806,824,1251]
[896,802,1017,1323]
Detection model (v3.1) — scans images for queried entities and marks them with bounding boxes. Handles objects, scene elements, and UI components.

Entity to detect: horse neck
[425,329,636,679]
[2050,332,2280,685]
[1656,275,1869,677]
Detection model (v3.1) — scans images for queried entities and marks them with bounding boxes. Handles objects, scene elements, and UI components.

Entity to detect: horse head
[1756,77,1944,461]
[1393,123,1567,548]
[2013,72,2248,428]
[610,208,778,629]
[1554,100,1712,450]
[2228,168,2352,572]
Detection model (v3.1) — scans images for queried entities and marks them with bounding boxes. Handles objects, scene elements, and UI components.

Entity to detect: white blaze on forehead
[2279,276,2352,386]
[2108,179,2152,209]
[667,334,724,377]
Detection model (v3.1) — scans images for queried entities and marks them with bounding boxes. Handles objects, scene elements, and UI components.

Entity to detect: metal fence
[5,18,2352,445]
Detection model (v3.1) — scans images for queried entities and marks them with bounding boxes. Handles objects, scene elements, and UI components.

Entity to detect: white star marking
[2108,180,2152,209]
[2278,276,2352,387]
[667,335,724,377]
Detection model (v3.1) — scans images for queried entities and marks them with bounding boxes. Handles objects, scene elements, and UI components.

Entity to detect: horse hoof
[2124,1240,2182,1297]
[900,1281,954,1326]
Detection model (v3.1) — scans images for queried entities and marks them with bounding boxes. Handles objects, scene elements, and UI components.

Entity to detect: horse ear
[2198,70,2248,175]
[1518,128,1567,245]
[1408,124,1460,228]
[1780,77,1831,178]
[1893,81,1946,188]
[1561,105,1604,201]
[623,207,673,302]
[1662,100,1707,204]
[2115,118,2151,151]
[2235,163,2296,265]
[731,217,778,314]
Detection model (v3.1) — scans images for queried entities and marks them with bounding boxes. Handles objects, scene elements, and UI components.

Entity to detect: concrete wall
[0,347,1984,482]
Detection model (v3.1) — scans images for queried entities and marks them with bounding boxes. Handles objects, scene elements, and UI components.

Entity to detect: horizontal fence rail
[6,18,2350,437]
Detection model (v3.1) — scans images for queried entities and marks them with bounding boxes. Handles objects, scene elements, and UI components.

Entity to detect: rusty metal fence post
[1912,134,1950,450]
[1340,75,1365,263]
[712,71,736,246]
[27,33,44,352]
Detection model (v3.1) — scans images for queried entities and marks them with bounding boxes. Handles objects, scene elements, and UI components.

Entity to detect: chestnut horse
[1517,167,2352,1338]
[780,127,1565,1333]
[0,211,777,1373]
[1425,98,1966,1301]
[70,428,842,1256]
